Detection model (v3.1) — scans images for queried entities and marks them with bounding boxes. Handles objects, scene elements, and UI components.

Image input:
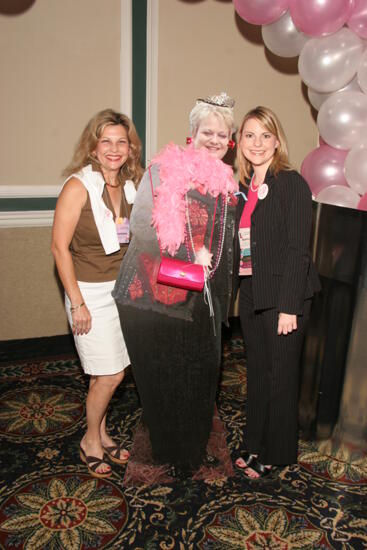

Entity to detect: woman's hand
[71,303,92,336]
[277,313,297,335]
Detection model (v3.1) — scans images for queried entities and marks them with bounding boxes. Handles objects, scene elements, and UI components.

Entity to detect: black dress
[112,161,235,470]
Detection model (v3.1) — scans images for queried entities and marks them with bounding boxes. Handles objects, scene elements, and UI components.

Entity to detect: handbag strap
[148,165,218,257]
[149,166,163,259]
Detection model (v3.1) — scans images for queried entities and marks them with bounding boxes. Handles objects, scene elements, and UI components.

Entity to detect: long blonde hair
[63,109,143,185]
[237,106,292,183]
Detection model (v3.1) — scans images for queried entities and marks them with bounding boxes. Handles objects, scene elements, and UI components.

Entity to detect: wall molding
[146,0,159,165]
[0,210,54,228]
[0,185,61,198]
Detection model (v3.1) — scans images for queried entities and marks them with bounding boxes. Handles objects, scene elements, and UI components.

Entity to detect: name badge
[258,184,269,200]
[116,217,130,244]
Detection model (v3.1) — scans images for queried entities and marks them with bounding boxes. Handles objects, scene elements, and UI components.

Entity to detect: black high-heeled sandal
[234,451,256,471]
[243,457,273,479]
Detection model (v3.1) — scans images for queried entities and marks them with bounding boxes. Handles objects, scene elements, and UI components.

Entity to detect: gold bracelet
[70,302,85,313]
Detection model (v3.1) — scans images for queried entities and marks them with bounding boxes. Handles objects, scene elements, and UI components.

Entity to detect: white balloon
[262,11,308,58]
[344,143,367,195]
[316,185,360,208]
[299,27,363,93]
[317,91,367,149]
[357,49,367,94]
[307,77,362,111]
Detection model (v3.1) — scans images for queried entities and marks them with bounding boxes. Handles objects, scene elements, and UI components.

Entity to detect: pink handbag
[157,256,205,292]
[149,166,216,293]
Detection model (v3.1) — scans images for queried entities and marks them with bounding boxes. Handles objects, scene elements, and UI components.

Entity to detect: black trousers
[239,276,311,465]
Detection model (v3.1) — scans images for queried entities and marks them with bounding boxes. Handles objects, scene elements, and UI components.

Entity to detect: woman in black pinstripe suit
[233,106,320,478]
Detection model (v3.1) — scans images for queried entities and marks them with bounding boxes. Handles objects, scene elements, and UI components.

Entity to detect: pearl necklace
[184,193,228,326]
[249,174,260,192]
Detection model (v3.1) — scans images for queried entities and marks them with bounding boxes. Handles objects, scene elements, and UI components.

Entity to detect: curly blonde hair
[237,106,292,183]
[63,109,143,185]
[189,103,235,138]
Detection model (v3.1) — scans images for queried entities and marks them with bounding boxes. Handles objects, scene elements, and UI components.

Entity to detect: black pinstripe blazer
[233,169,321,314]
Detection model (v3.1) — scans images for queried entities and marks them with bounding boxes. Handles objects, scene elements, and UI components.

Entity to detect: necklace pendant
[249,175,258,193]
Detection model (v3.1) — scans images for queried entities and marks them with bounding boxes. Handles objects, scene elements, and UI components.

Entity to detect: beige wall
[157,0,317,170]
[0,0,121,187]
[0,0,121,340]
[0,227,68,339]
[1,0,318,340]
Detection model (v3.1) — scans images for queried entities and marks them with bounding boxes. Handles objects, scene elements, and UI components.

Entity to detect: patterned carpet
[0,330,366,549]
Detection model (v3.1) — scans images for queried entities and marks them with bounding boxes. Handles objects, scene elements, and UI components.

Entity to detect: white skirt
[65,280,130,375]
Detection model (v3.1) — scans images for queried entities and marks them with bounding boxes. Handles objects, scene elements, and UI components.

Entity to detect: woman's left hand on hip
[277,313,297,335]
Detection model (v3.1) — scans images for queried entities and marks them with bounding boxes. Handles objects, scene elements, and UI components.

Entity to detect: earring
[228,140,235,150]
[186,137,193,144]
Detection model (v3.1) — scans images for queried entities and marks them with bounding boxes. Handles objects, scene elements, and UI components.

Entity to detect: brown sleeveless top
[70,187,131,282]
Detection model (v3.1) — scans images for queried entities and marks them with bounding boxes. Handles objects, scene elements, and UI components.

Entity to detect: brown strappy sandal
[80,446,112,478]
[102,444,130,465]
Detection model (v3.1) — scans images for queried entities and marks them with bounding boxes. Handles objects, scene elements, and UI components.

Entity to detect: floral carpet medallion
[298,439,367,484]
[0,474,128,549]
[201,504,329,549]
[0,386,84,441]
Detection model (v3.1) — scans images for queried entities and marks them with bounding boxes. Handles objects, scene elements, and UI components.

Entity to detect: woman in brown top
[51,109,143,478]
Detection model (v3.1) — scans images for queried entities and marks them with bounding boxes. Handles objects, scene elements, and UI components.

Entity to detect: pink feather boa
[151,143,238,255]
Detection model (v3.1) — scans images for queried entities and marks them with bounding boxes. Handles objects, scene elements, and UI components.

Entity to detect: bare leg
[80,371,124,474]
[88,377,111,442]
[98,372,129,461]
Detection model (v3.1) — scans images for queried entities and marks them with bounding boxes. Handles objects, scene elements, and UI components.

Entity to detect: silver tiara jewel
[197,92,235,109]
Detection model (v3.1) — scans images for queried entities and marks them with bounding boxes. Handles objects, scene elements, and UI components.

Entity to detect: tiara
[196,92,235,109]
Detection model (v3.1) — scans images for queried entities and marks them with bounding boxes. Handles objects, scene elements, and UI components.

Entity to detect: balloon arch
[233,0,367,211]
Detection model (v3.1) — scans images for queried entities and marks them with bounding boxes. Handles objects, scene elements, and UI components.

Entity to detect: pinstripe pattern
[239,277,311,464]
[234,170,320,313]
[234,169,320,466]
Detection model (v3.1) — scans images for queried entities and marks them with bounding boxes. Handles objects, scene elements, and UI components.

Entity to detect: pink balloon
[358,192,367,210]
[316,185,360,208]
[234,0,289,26]
[290,0,353,37]
[301,144,349,196]
[348,0,367,39]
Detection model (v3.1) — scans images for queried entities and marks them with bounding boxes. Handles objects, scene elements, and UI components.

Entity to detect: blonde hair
[63,109,143,185]
[237,106,292,183]
[189,102,235,137]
